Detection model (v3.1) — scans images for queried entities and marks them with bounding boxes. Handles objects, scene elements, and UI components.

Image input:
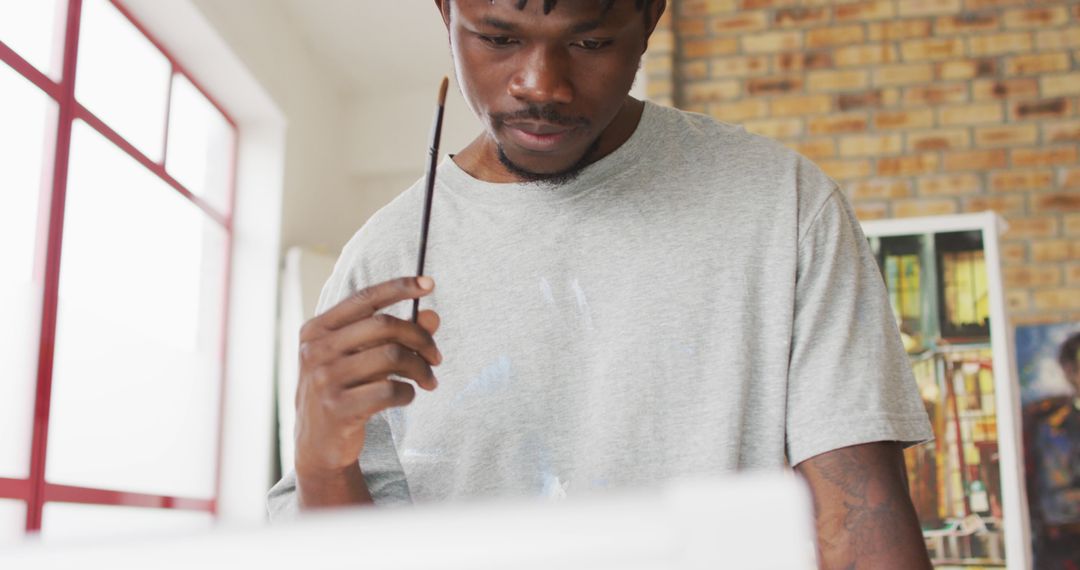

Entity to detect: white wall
[189,0,354,255]
[345,74,481,216]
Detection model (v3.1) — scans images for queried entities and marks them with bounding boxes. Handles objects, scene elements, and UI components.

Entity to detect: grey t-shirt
[267,101,932,519]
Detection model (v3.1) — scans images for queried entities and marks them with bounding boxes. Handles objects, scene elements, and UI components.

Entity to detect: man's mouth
[503,121,577,152]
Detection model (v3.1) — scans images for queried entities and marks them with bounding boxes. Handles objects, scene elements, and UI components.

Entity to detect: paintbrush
[412,76,449,323]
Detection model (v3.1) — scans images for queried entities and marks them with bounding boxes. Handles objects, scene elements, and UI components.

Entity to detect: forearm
[796,442,932,570]
[296,463,375,510]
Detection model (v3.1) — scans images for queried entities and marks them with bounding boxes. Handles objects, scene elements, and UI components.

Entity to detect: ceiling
[276,0,453,96]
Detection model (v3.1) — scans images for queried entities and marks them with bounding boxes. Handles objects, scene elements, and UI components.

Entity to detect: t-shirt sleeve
[785,189,933,467]
[266,238,413,522]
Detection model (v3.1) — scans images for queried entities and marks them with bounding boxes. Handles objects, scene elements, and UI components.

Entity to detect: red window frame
[0,0,237,533]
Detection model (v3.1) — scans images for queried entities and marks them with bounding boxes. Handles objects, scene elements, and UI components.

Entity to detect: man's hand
[795,442,932,570]
[293,276,442,509]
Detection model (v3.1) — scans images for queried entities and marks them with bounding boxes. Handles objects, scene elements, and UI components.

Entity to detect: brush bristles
[438,76,449,106]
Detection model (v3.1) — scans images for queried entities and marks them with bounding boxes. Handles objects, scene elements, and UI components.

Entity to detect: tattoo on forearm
[809,447,910,562]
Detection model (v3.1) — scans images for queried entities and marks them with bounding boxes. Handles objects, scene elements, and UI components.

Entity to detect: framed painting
[862,212,1030,569]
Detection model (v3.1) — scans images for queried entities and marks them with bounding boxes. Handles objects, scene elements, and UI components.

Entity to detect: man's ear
[434,0,451,28]
[643,0,667,53]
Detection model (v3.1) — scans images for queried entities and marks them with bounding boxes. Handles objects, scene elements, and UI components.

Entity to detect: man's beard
[496,136,602,186]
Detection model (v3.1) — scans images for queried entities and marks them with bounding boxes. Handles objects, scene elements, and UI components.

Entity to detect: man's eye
[574,39,612,50]
[479,35,517,47]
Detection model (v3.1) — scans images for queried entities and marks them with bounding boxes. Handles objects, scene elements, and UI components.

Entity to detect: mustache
[492,105,589,127]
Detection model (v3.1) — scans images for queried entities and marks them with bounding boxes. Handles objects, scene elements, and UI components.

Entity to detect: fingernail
[417,276,434,290]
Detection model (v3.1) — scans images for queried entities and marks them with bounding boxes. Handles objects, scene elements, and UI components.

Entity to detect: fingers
[336,379,417,420]
[321,343,438,392]
[314,276,435,333]
[417,309,440,335]
[310,312,442,369]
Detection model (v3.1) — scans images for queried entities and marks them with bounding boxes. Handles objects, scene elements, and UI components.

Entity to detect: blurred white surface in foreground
[2,472,816,570]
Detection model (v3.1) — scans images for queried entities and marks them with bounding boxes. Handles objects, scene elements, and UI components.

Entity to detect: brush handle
[412,103,446,323]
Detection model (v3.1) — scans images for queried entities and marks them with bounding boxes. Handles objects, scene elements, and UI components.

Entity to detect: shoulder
[646,103,840,227]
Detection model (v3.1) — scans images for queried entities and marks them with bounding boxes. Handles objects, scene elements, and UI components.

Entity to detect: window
[0,0,235,540]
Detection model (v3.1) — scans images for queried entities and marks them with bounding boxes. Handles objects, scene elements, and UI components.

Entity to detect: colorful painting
[1015,322,1080,569]
[863,213,1026,569]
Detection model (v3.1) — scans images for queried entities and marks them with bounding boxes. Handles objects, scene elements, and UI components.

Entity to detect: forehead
[451,0,633,27]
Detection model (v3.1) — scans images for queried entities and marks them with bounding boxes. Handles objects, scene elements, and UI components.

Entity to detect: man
[1024,331,1080,569]
[269,1,934,568]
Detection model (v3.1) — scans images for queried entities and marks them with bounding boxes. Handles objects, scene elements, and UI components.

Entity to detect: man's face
[439,0,652,181]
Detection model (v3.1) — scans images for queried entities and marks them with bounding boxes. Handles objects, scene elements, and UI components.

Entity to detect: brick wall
[644,0,1080,325]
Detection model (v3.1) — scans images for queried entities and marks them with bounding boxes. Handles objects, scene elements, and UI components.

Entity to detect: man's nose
[507,46,574,106]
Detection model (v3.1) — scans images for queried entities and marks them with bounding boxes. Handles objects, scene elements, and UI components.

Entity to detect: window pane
[0,63,54,479]
[75,0,170,161]
[0,0,66,79]
[0,500,26,545]
[42,503,213,543]
[45,120,227,498]
[166,73,233,214]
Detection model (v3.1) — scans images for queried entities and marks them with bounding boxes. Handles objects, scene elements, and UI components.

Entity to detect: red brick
[838,90,887,111]
[974,124,1039,147]
[807,25,866,48]
[867,20,932,42]
[999,242,1028,264]
[835,1,896,22]
[939,102,1005,126]
[1033,289,1080,311]
[972,78,1039,101]
[934,12,1000,35]
[1032,193,1080,213]
[907,129,971,152]
[773,7,829,28]
[743,31,803,53]
[849,178,912,200]
[834,45,899,67]
[1045,120,1080,143]
[918,173,983,196]
[791,138,836,160]
[711,55,770,78]
[968,32,1034,56]
[839,133,903,157]
[943,149,1008,171]
[1011,146,1079,168]
[770,95,834,117]
[1032,241,1080,262]
[901,37,965,61]
[895,199,959,217]
[1004,265,1062,288]
[774,51,833,73]
[873,63,934,86]
[1003,7,1069,30]
[874,109,935,130]
[808,113,870,135]
[1005,52,1072,76]
[1002,216,1059,240]
[899,0,963,17]
[818,159,874,180]
[904,84,969,106]
[878,154,940,176]
[710,12,769,34]
[964,194,1026,215]
[937,58,997,80]
[747,76,804,95]
[990,170,1054,192]
[1012,98,1072,121]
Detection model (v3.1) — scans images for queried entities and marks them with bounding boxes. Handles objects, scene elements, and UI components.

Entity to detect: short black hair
[1059,331,1080,371]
